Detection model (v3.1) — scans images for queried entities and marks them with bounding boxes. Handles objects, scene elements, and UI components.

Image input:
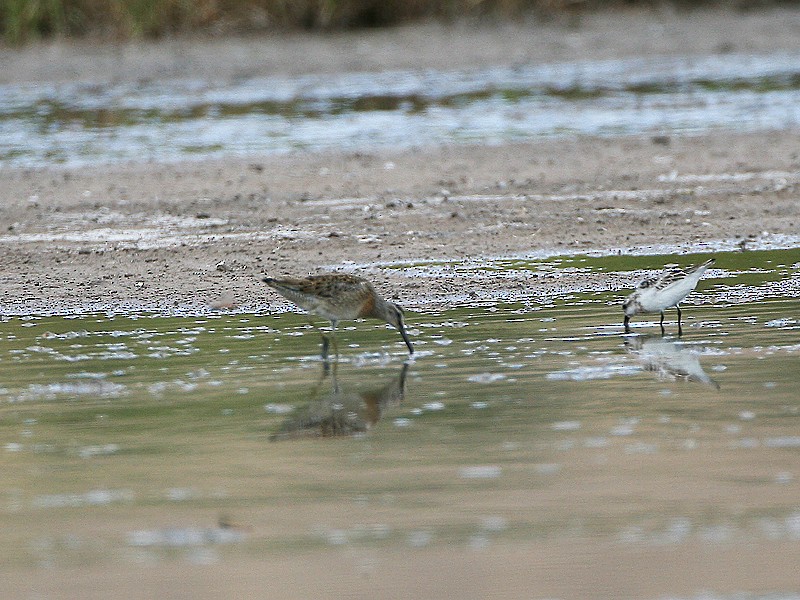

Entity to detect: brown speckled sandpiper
[263,273,414,354]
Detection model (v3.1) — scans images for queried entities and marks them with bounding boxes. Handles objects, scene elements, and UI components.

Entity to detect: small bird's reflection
[624,334,720,389]
[270,361,409,441]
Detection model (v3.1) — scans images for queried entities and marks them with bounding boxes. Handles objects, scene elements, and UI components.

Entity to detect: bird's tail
[691,258,716,273]
[262,276,302,290]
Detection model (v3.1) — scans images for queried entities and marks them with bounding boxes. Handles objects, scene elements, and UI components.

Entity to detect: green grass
[4,0,797,45]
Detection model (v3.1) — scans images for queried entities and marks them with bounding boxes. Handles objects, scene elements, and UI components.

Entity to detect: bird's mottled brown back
[305,274,373,299]
[265,274,375,320]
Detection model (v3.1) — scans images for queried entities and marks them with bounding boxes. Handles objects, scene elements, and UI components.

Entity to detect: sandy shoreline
[4,6,800,84]
[2,130,799,315]
[2,7,800,315]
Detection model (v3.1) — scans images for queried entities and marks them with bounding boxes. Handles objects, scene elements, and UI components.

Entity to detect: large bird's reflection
[270,361,409,441]
[624,334,721,389]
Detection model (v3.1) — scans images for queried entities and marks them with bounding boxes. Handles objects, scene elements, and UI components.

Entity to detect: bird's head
[622,295,640,317]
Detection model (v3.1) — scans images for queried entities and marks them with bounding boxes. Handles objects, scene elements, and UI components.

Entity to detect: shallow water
[0,248,799,596]
[2,52,800,166]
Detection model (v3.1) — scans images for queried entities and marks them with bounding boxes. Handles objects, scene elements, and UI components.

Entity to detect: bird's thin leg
[659,312,665,336]
[624,315,631,334]
[307,315,331,361]
[677,305,683,337]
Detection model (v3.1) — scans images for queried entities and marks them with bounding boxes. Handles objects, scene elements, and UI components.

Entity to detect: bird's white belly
[302,297,360,322]
[638,280,695,312]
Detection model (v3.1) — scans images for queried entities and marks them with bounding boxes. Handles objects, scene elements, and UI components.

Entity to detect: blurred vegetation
[1,0,798,44]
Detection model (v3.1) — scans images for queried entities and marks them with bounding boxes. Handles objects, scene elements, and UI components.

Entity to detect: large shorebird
[623,258,715,335]
[263,273,414,355]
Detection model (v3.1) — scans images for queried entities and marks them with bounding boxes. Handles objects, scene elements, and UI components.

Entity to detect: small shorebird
[262,273,414,355]
[623,258,715,335]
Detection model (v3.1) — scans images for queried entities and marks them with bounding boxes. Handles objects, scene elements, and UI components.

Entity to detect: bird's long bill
[398,322,414,354]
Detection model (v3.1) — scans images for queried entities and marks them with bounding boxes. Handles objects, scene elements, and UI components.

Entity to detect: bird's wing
[637,264,698,291]
[307,274,371,298]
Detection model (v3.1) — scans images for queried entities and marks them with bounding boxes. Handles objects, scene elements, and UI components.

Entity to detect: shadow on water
[269,361,408,440]
[0,247,799,592]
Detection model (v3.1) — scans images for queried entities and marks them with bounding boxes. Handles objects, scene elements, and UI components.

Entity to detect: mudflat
[1,6,799,315]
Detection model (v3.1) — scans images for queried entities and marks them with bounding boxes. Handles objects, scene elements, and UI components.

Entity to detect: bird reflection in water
[270,361,409,441]
[624,334,721,389]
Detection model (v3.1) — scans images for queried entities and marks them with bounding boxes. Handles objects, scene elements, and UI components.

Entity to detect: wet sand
[8,8,800,318]
[2,130,800,314]
[3,7,800,315]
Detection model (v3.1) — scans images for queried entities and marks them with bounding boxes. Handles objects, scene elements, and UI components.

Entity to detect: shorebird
[623,258,715,335]
[262,273,414,355]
